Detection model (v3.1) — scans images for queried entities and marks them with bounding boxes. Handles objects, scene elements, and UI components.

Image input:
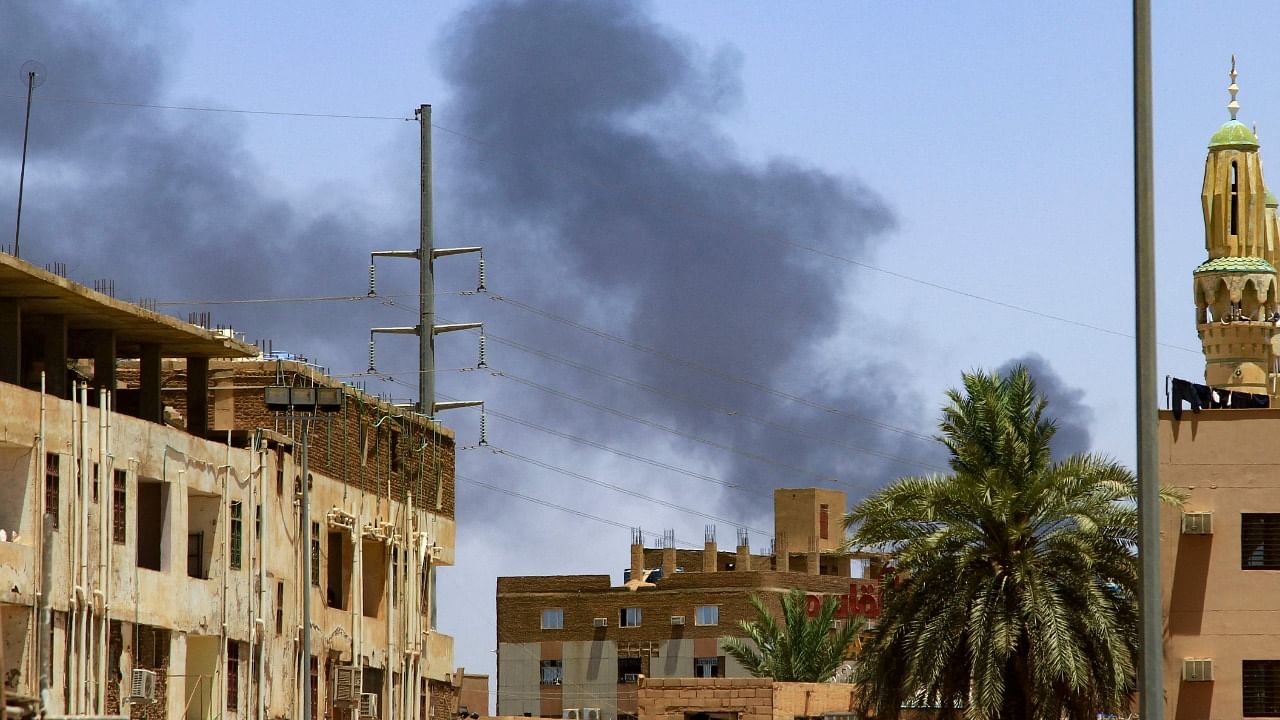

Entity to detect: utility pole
[369,103,483,418]
[1133,3,1162,720]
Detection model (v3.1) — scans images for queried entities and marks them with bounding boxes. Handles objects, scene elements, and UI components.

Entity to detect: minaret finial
[1229,54,1240,120]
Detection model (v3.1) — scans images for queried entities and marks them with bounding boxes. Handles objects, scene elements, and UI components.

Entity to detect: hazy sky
[2,1,1275,704]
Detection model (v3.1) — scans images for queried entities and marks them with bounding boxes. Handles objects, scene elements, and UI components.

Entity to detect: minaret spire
[1229,54,1240,120]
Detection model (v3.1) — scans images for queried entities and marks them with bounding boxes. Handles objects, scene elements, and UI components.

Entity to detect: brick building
[495,489,881,720]
[0,253,460,720]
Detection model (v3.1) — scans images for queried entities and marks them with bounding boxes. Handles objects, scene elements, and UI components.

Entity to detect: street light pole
[1133,2,1163,719]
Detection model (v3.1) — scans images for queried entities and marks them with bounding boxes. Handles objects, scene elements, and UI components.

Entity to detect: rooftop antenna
[14,60,46,259]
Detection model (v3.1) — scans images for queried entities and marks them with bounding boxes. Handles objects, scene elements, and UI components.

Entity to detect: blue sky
[7,0,1280,704]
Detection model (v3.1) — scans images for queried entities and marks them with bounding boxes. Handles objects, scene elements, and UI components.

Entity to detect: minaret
[1195,56,1280,396]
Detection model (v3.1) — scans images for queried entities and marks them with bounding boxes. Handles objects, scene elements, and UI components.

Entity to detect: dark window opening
[327,531,350,610]
[390,430,401,473]
[1231,161,1240,236]
[187,532,205,578]
[618,657,642,683]
[92,462,99,503]
[1242,514,1280,569]
[230,501,243,570]
[227,641,240,711]
[310,521,321,586]
[275,582,284,635]
[275,448,284,495]
[45,453,59,529]
[819,504,829,541]
[1244,659,1280,716]
[112,469,127,544]
[309,656,318,720]
[136,481,166,571]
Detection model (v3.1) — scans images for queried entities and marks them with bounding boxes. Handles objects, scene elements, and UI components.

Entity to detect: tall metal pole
[38,512,53,712]
[419,104,435,415]
[14,70,36,258]
[300,419,312,720]
[1133,3,1162,719]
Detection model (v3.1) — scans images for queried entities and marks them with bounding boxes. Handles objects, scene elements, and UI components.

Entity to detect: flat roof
[0,253,257,358]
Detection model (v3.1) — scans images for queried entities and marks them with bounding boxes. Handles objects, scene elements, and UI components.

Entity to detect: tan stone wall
[770,682,857,720]
[636,678,774,720]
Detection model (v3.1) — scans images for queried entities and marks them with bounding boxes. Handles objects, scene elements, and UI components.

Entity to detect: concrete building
[0,252,460,720]
[495,489,881,720]
[1161,64,1280,719]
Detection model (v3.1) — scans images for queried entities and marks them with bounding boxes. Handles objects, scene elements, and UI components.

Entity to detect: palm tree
[844,367,1180,720]
[723,588,862,682]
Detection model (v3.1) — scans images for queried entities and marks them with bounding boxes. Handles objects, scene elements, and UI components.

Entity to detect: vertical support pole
[419,104,435,416]
[14,70,36,258]
[1133,3,1163,720]
[39,512,54,713]
[92,329,116,392]
[300,418,312,720]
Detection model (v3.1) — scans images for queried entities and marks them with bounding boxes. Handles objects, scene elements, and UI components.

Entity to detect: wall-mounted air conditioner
[583,708,601,720]
[621,673,639,683]
[359,692,379,719]
[130,669,156,702]
[563,709,580,720]
[1181,512,1213,535]
[1182,658,1214,682]
[592,617,608,628]
[332,665,361,705]
[670,615,685,625]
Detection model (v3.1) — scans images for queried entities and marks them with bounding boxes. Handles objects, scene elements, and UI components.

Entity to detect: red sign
[805,582,881,620]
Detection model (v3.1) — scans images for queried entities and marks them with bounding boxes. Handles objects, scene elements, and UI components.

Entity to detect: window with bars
[45,453,59,529]
[112,470,127,544]
[539,659,562,685]
[1242,514,1280,569]
[1244,660,1280,716]
[227,641,240,711]
[694,657,723,678]
[230,501,243,570]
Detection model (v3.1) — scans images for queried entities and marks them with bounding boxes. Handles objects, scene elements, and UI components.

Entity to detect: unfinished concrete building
[0,252,459,720]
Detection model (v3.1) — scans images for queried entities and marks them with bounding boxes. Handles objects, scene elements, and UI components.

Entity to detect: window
[275,582,284,635]
[1242,514,1280,569]
[694,657,723,678]
[1231,161,1240,236]
[541,608,564,630]
[617,657,641,683]
[112,470,126,544]
[45,453,59,529]
[227,641,240,711]
[540,659,563,685]
[820,503,829,540]
[619,607,642,628]
[92,463,99,503]
[187,532,205,578]
[695,605,719,626]
[1244,660,1280,716]
[275,448,284,495]
[230,501,243,570]
[310,522,321,586]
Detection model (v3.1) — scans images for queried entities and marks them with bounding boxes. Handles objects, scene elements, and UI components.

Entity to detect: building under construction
[0,252,460,720]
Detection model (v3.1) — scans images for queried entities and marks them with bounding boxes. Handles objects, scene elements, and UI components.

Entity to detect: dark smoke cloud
[998,353,1094,460]
[438,0,946,519]
[0,2,403,367]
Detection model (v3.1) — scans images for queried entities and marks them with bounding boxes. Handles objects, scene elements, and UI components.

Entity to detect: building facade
[495,489,880,720]
[0,253,459,720]
[1161,62,1280,720]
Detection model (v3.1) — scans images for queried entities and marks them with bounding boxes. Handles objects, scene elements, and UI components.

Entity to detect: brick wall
[429,679,461,720]
[118,359,457,518]
[771,682,857,719]
[497,572,866,645]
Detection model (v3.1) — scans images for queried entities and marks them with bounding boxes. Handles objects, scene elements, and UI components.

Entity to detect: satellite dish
[19,60,47,89]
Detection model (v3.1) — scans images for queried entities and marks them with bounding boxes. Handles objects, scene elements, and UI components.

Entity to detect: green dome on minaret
[1209,119,1259,148]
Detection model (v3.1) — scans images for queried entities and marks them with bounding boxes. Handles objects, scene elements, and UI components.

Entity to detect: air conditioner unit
[1183,658,1215,682]
[592,617,608,628]
[130,668,157,702]
[563,709,580,720]
[583,708,601,720]
[1182,512,1213,535]
[332,665,361,705]
[670,615,685,626]
[621,673,640,683]
[359,692,379,719]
